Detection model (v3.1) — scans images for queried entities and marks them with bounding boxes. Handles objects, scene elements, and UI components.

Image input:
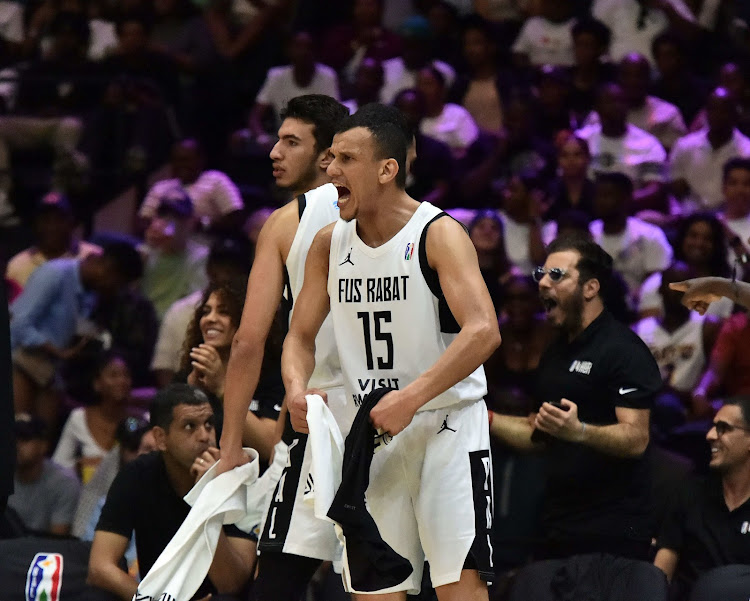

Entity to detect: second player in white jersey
[329,201,487,409]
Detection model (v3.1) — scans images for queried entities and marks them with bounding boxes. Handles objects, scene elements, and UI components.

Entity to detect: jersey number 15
[357,311,394,370]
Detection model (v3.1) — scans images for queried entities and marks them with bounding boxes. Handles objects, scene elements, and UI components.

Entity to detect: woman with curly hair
[178,278,283,459]
[638,212,733,319]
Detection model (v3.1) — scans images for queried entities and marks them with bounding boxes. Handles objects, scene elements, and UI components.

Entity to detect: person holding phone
[489,235,666,601]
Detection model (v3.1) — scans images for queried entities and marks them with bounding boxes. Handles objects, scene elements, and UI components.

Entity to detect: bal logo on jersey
[404,242,414,261]
[25,553,63,601]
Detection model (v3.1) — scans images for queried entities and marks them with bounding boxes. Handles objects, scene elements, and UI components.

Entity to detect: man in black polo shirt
[490,235,666,600]
[654,397,750,600]
[87,384,255,600]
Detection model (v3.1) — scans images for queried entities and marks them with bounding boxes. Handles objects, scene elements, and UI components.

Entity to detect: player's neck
[722,465,750,512]
[294,173,331,198]
[355,191,420,248]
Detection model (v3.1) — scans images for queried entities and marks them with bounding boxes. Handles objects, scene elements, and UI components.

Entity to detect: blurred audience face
[155,402,216,472]
[596,84,628,131]
[463,27,494,71]
[706,87,738,137]
[502,175,530,218]
[353,0,382,28]
[723,165,750,213]
[288,32,315,71]
[593,179,626,221]
[270,117,321,192]
[402,38,430,71]
[199,291,238,351]
[718,63,746,100]
[539,0,572,22]
[558,136,590,179]
[505,98,533,141]
[16,436,47,472]
[659,262,692,318]
[653,39,683,79]
[573,30,604,68]
[416,68,445,111]
[171,140,204,184]
[121,428,157,464]
[707,404,750,473]
[680,219,715,267]
[503,277,540,330]
[34,210,75,256]
[538,249,584,333]
[354,58,384,103]
[393,89,426,132]
[146,213,192,253]
[469,215,503,255]
[118,20,149,55]
[618,53,650,107]
[538,68,569,111]
[93,356,132,406]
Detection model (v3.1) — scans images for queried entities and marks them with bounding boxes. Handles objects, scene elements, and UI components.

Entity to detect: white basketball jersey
[328,201,487,411]
[633,315,705,393]
[285,183,342,390]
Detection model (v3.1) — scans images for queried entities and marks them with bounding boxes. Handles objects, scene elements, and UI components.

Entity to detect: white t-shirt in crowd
[140,171,244,224]
[52,408,109,472]
[499,211,537,275]
[512,17,576,66]
[669,128,750,211]
[592,0,696,65]
[420,103,479,154]
[256,64,340,120]
[577,122,667,186]
[590,216,673,291]
[638,271,734,319]
[379,57,456,104]
[151,290,203,373]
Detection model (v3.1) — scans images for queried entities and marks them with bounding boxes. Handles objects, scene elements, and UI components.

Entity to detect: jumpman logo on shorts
[339,248,355,266]
[438,415,456,434]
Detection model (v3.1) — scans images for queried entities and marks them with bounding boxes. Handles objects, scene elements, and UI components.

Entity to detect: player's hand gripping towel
[133,447,262,601]
[302,394,345,521]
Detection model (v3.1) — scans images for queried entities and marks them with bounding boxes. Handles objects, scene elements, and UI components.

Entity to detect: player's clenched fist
[370,390,419,437]
[289,389,328,433]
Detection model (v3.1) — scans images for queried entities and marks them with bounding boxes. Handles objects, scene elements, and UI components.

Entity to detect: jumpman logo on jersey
[437,415,456,434]
[339,247,355,266]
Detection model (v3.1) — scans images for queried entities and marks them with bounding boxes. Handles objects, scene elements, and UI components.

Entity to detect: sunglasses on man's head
[712,420,750,436]
[532,267,568,283]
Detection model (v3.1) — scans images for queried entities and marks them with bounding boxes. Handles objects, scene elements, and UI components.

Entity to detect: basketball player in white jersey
[284,104,501,600]
[216,94,351,601]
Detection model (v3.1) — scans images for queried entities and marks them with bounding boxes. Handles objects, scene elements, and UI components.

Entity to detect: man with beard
[489,235,667,601]
[653,398,750,600]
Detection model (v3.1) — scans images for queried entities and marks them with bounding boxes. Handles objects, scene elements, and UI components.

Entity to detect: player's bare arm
[282,225,333,434]
[670,277,750,313]
[536,400,650,457]
[218,201,299,471]
[370,217,501,436]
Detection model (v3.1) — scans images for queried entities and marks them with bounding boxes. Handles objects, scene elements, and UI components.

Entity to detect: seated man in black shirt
[489,236,667,600]
[654,397,750,600]
[87,384,255,600]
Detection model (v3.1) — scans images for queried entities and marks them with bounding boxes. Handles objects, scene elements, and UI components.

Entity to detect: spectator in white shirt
[577,82,669,212]
[618,53,686,150]
[416,65,479,157]
[248,32,340,148]
[139,138,245,236]
[511,0,576,68]
[720,158,750,257]
[592,0,700,66]
[590,172,673,296]
[379,15,455,104]
[670,88,750,211]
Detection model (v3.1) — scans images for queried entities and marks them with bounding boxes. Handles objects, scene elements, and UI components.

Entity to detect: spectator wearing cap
[141,189,209,320]
[151,236,253,388]
[5,191,101,291]
[10,242,144,427]
[73,416,156,577]
[53,352,138,483]
[139,138,245,240]
[8,414,81,536]
[87,384,255,600]
[378,15,455,104]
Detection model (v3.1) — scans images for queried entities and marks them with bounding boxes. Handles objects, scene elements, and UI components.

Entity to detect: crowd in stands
[2,0,750,599]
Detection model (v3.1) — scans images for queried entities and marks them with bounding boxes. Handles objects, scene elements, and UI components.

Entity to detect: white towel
[302,394,345,522]
[133,447,275,601]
